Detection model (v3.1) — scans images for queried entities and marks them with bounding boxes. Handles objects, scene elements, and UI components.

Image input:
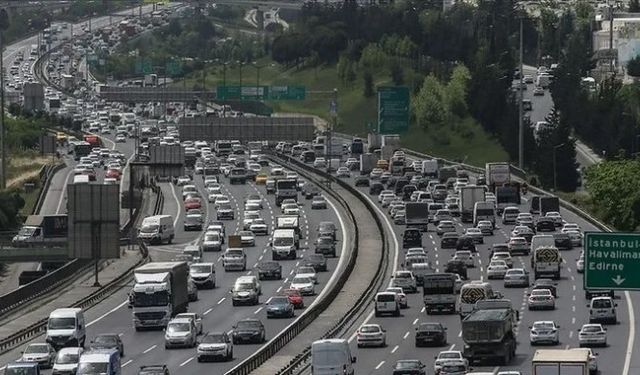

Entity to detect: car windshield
[93,336,117,345]
[236,321,261,330]
[204,234,219,241]
[56,352,79,364]
[396,361,420,369]
[167,323,190,333]
[48,317,75,330]
[77,363,108,374]
[592,299,612,308]
[271,297,289,305]
[534,322,555,329]
[24,344,48,354]
[274,237,294,246]
[440,352,460,359]
[140,224,159,233]
[359,326,380,333]
[202,334,225,343]
[190,265,210,273]
[582,325,602,333]
[419,324,441,331]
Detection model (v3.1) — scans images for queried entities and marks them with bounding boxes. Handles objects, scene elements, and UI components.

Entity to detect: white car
[238,231,256,247]
[290,275,315,295]
[244,201,262,211]
[296,266,317,284]
[566,230,584,247]
[476,220,494,235]
[491,252,513,268]
[452,250,474,268]
[378,190,394,203]
[381,195,396,208]
[336,167,350,177]
[196,332,233,362]
[561,223,581,232]
[356,324,386,347]
[529,321,560,345]
[21,343,56,368]
[464,227,484,244]
[52,347,83,374]
[504,268,529,287]
[115,134,126,143]
[434,351,468,373]
[245,194,263,208]
[579,324,607,347]
[528,289,555,310]
[176,176,191,186]
[249,219,269,236]
[406,248,427,257]
[386,287,408,308]
[175,313,203,335]
[486,260,509,279]
[576,252,585,273]
[282,204,300,216]
[545,211,564,226]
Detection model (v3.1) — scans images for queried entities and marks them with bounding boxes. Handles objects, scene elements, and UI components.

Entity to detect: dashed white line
[403,331,410,339]
[276,286,282,293]
[449,344,456,351]
[122,360,133,367]
[391,345,399,353]
[143,345,156,353]
[254,307,263,314]
[217,297,226,305]
[375,361,385,370]
[412,318,419,325]
[179,357,194,367]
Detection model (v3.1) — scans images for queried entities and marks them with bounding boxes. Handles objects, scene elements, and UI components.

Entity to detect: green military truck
[462,300,517,365]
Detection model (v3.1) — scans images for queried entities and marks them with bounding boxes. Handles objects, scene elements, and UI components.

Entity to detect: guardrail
[32,163,66,215]
[0,241,149,355]
[225,152,389,375]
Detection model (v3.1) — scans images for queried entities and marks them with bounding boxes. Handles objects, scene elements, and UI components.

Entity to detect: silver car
[504,268,529,287]
[197,332,233,362]
[529,321,560,345]
[21,343,56,368]
[165,318,197,348]
[579,324,607,347]
[528,290,555,310]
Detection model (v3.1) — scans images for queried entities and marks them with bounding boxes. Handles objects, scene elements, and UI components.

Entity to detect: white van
[137,215,174,245]
[311,339,356,375]
[271,228,298,260]
[589,297,617,324]
[182,245,202,263]
[531,234,555,252]
[46,308,86,349]
[374,291,400,317]
[502,206,520,225]
[77,349,121,375]
[73,174,90,184]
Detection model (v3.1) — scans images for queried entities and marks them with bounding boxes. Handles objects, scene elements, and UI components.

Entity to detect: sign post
[584,232,640,290]
[378,86,410,134]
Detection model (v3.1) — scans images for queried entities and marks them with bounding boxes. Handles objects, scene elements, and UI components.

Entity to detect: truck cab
[271,229,298,260]
[5,362,40,375]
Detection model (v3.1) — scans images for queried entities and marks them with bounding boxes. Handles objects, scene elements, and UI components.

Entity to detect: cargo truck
[540,196,560,216]
[132,262,189,330]
[423,273,457,314]
[531,246,562,280]
[421,159,439,178]
[359,153,376,175]
[276,215,302,239]
[459,186,486,223]
[531,349,589,375]
[485,162,510,192]
[462,303,517,364]
[495,183,521,214]
[350,138,364,155]
[12,214,68,247]
[276,179,298,206]
[405,202,429,231]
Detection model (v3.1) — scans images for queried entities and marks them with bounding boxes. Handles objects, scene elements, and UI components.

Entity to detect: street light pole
[553,143,565,192]
[518,13,524,170]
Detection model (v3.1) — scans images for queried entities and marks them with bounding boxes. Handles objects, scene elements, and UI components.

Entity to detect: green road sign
[270,85,306,100]
[584,232,640,290]
[217,85,269,101]
[135,58,152,74]
[378,86,410,134]
[166,61,182,76]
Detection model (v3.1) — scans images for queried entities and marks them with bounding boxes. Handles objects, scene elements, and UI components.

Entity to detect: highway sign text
[584,232,640,290]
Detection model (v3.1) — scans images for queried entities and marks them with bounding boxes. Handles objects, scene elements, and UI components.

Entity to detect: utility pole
[0,9,8,190]
[327,88,338,173]
[609,0,614,74]
[518,13,524,170]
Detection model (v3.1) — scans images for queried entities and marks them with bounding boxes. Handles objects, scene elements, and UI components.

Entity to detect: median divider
[225,152,390,375]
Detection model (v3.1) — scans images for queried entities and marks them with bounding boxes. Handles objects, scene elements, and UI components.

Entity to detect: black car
[402,228,422,249]
[490,243,510,257]
[440,233,459,249]
[138,365,170,375]
[232,319,266,344]
[315,236,336,257]
[445,259,468,280]
[303,185,320,199]
[392,359,427,375]
[183,215,203,231]
[536,217,556,232]
[369,182,384,195]
[456,235,476,252]
[394,178,410,195]
[257,261,282,280]
[304,254,328,272]
[317,222,337,241]
[532,279,557,297]
[414,322,447,347]
[553,233,573,250]
[354,176,370,187]
[90,334,124,357]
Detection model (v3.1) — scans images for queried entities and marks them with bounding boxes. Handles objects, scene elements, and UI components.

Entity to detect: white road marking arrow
[612,275,626,285]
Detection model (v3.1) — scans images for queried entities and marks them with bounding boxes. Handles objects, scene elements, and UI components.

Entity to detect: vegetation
[627,56,640,77]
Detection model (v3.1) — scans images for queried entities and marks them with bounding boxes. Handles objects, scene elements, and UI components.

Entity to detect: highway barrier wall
[178,117,315,143]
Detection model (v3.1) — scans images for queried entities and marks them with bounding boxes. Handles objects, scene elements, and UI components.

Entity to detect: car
[561,223,581,233]
[533,86,544,95]
[283,288,305,309]
[588,296,617,324]
[393,211,406,225]
[175,313,203,335]
[386,287,408,308]
[183,214,203,232]
[511,225,534,241]
[232,319,266,344]
[290,275,315,295]
[311,195,327,209]
[20,343,56,368]
[243,211,261,230]
[486,260,509,279]
[282,203,300,216]
[354,176,369,187]
[532,278,558,297]
[52,347,83,375]
[576,252,585,273]
[304,253,328,272]
[504,268,529,287]
[392,360,427,375]
[546,211,564,226]
[176,176,191,186]
[356,324,386,347]
[536,217,556,232]
[296,266,318,284]
[90,333,124,356]
[436,221,456,236]
[434,351,468,374]
[491,252,513,268]
[415,322,447,347]
[440,232,459,249]
[249,218,269,236]
[456,235,476,252]
[255,173,268,184]
[165,318,197,348]
[266,296,295,318]
[566,230,584,247]
[508,236,530,255]
[369,182,384,195]
[464,227,484,244]
[529,321,560,345]
[257,261,282,280]
[315,236,336,257]
[528,289,555,310]
[116,134,126,143]
[336,166,350,177]
[184,197,202,210]
[579,324,607,347]
[318,221,337,240]
[238,230,256,247]
[196,332,233,362]
[406,247,427,257]
[244,201,262,211]
[452,250,474,268]
[476,220,494,235]
[553,232,573,250]
[391,270,418,293]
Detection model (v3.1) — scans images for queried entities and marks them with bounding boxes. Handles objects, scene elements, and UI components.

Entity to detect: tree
[445,64,471,117]
[414,75,447,128]
[630,0,640,12]
[363,71,374,98]
[627,55,640,77]
[389,60,404,85]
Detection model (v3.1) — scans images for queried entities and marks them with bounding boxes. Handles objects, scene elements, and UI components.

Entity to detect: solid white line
[179,357,194,367]
[86,300,127,327]
[169,182,182,228]
[623,291,635,375]
[143,345,156,353]
[56,167,75,214]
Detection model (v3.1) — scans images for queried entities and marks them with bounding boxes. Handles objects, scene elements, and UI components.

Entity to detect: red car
[184,197,202,210]
[284,289,304,309]
[105,168,121,180]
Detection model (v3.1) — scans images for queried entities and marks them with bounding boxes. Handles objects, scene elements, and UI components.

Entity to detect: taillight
[343,364,347,374]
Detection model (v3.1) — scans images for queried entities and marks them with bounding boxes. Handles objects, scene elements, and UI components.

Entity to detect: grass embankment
[6,152,56,215]
[177,57,508,167]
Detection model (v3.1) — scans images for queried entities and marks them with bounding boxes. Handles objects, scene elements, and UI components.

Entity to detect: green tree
[389,60,404,85]
[414,75,447,128]
[630,0,640,12]
[363,71,374,98]
[627,55,640,77]
[0,190,25,230]
[359,43,387,72]
[445,64,471,117]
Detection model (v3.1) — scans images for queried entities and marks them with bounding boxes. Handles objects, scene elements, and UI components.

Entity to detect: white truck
[276,215,302,239]
[531,246,562,280]
[271,228,298,260]
[132,262,189,330]
[459,186,486,223]
[360,153,376,175]
[421,159,439,178]
[532,349,589,375]
[12,214,67,247]
[485,162,510,192]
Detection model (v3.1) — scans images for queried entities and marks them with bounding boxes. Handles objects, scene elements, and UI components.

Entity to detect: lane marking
[375,361,385,370]
[412,318,419,325]
[391,345,399,353]
[143,345,156,353]
[403,331,410,339]
[169,182,182,228]
[217,297,225,304]
[254,307,263,314]
[623,291,635,375]
[122,360,133,367]
[179,357,194,367]
[449,344,456,351]
[56,167,75,214]
[203,308,212,315]
[87,300,127,327]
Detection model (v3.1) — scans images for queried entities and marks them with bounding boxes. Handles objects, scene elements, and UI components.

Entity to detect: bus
[71,141,92,161]
[459,281,496,317]
[423,273,457,314]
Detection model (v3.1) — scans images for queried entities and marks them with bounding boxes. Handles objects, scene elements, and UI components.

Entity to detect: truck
[531,246,562,280]
[12,214,68,247]
[131,262,189,330]
[485,162,510,192]
[83,134,101,148]
[421,159,439,178]
[495,183,521,214]
[367,133,381,152]
[271,228,298,260]
[275,179,298,206]
[405,202,429,231]
[459,186,486,223]
[423,273,457,314]
[462,304,517,364]
[540,196,560,216]
[350,138,364,155]
[359,153,376,175]
[276,215,302,239]
[532,349,589,375]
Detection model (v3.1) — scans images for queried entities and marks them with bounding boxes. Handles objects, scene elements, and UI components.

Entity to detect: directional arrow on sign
[612,275,625,285]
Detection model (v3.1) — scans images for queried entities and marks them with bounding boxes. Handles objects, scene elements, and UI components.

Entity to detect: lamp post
[251,61,265,100]
[553,143,565,192]
[237,60,245,89]
[0,9,9,190]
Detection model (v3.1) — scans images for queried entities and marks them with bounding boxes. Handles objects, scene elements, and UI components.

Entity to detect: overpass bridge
[0,246,69,262]
[97,86,216,103]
